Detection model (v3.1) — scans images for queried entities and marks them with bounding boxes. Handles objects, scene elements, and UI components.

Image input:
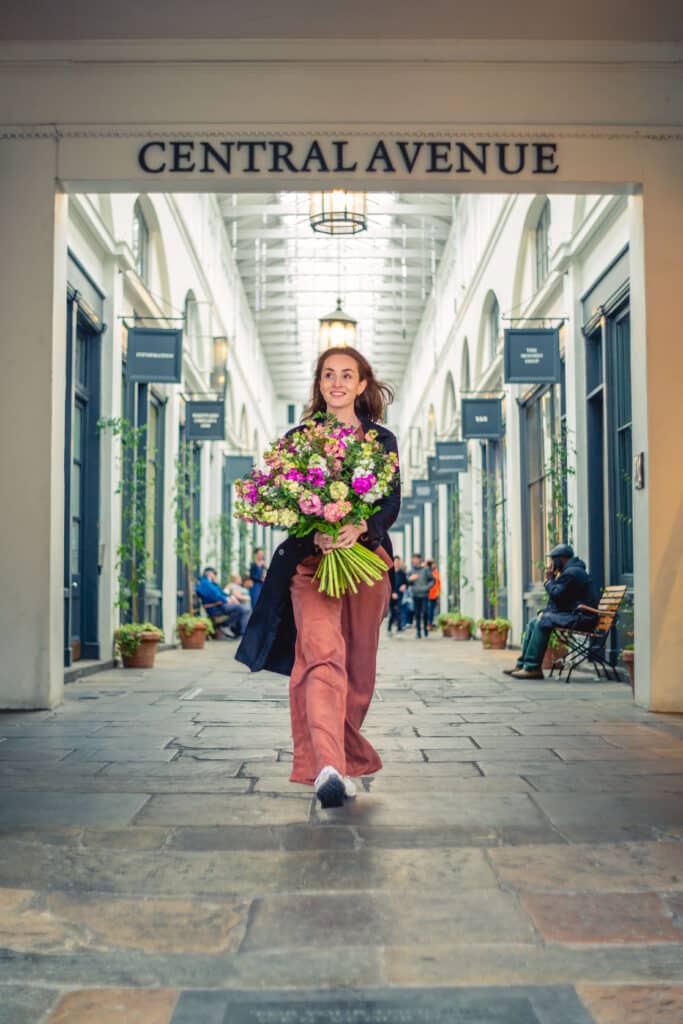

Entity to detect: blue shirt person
[196,567,251,638]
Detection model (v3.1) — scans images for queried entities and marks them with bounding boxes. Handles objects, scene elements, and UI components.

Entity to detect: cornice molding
[3,124,683,142]
[1,39,682,65]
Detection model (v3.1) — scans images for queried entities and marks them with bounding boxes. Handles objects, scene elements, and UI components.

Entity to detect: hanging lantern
[319,298,357,351]
[310,191,368,236]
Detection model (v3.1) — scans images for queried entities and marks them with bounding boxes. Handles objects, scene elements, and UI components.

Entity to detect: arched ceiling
[220,192,454,401]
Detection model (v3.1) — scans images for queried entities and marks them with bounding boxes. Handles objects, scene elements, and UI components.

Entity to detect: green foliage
[447,487,472,612]
[175,441,202,613]
[114,621,163,657]
[480,469,503,620]
[436,612,475,633]
[545,423,576,549]
[176,613,214,639]
[98,416,153,622]
[477,617,512,630]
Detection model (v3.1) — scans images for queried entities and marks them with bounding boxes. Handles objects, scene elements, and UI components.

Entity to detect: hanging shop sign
[224,455,254,484]
[504,328,561,384]
[461,399,504,440]
[137,139,560,179]
[412,480,438,504]
[186,400,225,441]
[435,441,469,476]
[126,327,183,384]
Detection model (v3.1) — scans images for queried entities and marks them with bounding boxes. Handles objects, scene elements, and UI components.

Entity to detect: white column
[630,159,683,712]
[438,483,448,613]
[98,254,125,660]
[0,138,67,708]
[424,501,433,559]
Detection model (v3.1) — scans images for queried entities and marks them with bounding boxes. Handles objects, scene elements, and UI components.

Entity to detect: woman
[248,548,267,608]
[236,347,400,808]
[427,560,441,632]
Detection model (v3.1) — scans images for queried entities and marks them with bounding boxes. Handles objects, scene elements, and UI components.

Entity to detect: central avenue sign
[138,138,560,178]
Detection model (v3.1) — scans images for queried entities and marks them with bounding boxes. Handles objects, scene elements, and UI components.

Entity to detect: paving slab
[0,792,149,827]
[241,890,536,951]
[577,984,683,1024]
[0,984,59,1024]
[46,988,178,1023]
[171,986,593,1024]
[134,793,312,826]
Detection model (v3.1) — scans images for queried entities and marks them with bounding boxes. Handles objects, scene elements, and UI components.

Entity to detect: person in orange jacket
[427,560,440,632]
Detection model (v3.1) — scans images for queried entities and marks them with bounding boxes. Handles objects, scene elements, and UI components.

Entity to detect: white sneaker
[314,765,346,808]
[342,776,357,799]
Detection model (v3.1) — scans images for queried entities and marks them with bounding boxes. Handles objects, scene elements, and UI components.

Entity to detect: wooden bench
[549,584,628,684]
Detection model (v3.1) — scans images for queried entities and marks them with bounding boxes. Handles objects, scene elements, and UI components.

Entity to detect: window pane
[71,519,81,575]
[71,462,81,518]
[73,405,83,460]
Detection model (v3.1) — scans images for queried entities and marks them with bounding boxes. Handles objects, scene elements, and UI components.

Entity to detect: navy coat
[539,556,600,629]
[235,417,401,676]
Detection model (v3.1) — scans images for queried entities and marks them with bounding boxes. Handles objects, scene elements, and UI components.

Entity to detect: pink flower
[323,500,351,523]
[306,467,326,489]
[352,474,377,495]
[299,494,323,516]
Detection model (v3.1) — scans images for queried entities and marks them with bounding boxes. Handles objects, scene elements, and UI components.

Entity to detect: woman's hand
[313,531,336,553]
[333,521,367,550]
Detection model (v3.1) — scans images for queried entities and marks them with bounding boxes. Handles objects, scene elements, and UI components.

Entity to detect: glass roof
[219,191,455,400]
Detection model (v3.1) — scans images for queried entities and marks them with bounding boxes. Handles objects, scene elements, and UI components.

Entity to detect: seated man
[505,544,599,680]
[196,566,251,638]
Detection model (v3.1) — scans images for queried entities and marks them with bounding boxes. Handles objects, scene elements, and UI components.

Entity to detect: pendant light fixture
[309,190,368,236]
[319,298,357,351]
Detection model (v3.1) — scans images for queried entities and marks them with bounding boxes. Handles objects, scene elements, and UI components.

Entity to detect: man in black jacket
[505,544,600,680]
[387,556,408,633]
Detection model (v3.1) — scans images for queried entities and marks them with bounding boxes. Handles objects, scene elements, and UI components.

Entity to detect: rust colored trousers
[289,549,391,785]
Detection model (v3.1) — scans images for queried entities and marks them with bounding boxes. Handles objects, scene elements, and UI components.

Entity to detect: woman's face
[319,353,367,415]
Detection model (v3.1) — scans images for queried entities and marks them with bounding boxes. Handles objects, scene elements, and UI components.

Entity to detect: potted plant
[542,631,568,670]
[115,622,164,669]
[176,613,214,650]
[477,616,512,649]
[436,612,474,640]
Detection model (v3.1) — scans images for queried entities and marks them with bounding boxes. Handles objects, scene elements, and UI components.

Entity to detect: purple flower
[352,474,377,495]
[306,468,326,488]
[285,469,305,482]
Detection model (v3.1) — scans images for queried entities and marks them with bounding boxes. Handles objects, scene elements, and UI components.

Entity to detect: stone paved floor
[1,632,683,1023]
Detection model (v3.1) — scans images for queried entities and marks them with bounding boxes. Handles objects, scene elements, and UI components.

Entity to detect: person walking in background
[408,553,435,639]
[387,555,408,634]
[427,559,440,632]
[236,346,400,808]
[249,548,267,608]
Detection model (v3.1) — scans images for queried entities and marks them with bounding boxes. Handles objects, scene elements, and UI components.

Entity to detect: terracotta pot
[179,622,208,650]
[622,649,635,692]
[121,631,161,669]
[542,644,568,670]
[480,625,509,650]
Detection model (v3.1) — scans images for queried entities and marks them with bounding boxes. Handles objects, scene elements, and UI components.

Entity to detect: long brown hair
[303,346,394,423]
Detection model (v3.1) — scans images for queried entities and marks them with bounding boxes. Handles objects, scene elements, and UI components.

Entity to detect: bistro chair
[549,585,628,684]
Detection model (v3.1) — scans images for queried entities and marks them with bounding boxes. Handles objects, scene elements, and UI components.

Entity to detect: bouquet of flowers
[234,415,399,597]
